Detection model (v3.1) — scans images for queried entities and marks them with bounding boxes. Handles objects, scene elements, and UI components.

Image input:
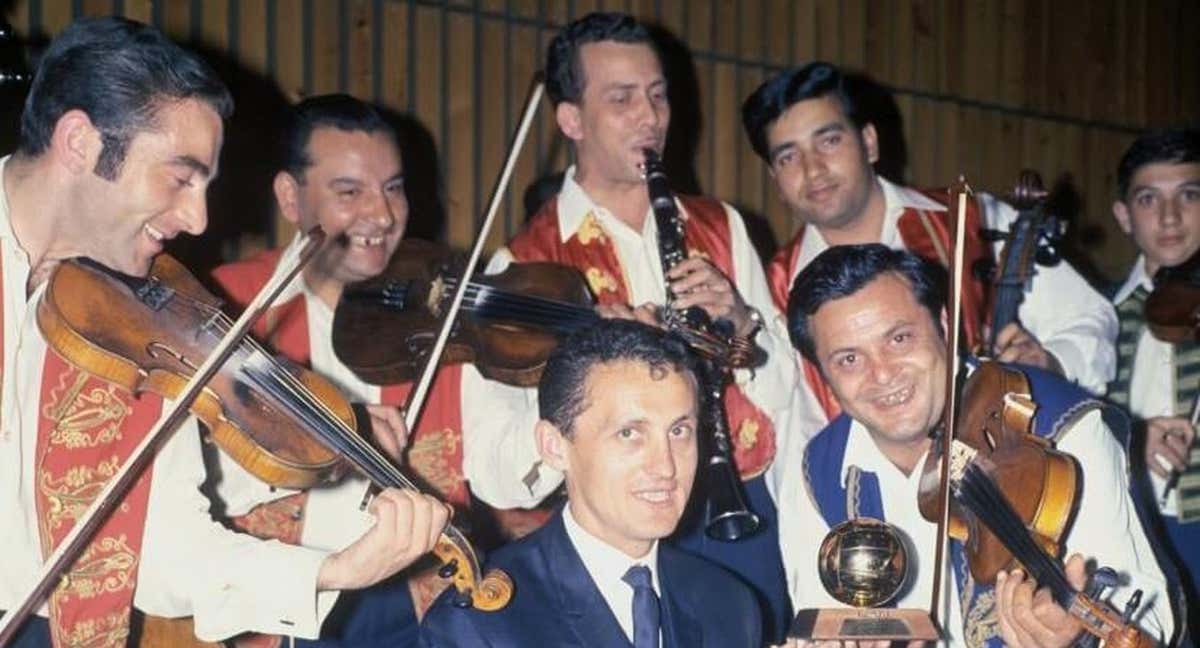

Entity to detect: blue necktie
[622,565,660,648]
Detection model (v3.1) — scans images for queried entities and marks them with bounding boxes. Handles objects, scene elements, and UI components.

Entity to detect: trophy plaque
[789,518,940,641]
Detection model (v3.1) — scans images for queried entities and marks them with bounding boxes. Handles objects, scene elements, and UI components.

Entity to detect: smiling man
[207,94,481,646]
[0,20,446,648]
[742,62,1117,447]
[778,244,1173,648]
[419,319,761,647]
[463,13,801,642]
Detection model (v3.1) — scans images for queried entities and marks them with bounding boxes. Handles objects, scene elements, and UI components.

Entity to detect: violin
[1144,247,1200,343]
[919,183,1153,647]
[980,170,1064,353]
[38,253,513,611]
[332,239,758,388]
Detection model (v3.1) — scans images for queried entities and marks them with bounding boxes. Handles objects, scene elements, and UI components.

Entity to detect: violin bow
[0,230,325,646]
[401,76,544,432]
[928,177,973,628]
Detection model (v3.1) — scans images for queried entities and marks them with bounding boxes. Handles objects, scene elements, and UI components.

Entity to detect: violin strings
[954,464,1076,607]
[183,300,420,491]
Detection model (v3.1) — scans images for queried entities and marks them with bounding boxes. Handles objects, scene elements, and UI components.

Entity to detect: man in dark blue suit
[420,320,762,647]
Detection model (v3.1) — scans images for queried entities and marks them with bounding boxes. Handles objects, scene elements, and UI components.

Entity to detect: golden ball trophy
[790,518,940,641]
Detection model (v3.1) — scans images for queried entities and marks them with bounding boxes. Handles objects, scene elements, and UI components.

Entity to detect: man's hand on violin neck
[991,322,1065,376]
[666,257,756,335]
[996,554,1087,648]
[1145,416,1196,478]
[316,488,449,591]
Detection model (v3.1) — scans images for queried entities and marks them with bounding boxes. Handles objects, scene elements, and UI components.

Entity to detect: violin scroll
[433,531,514,611]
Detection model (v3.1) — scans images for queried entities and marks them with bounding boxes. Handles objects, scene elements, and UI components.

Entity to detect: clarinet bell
[703,456,761,541]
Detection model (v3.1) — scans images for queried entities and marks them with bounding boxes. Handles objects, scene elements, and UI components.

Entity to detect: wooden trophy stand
[790,607,940,641]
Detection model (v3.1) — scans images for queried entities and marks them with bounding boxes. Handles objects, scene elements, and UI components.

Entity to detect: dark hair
[544,12,657,107]
[539,319,700,438]
[1116,128,1200,199]
[787,244,945,367]
[20,16,233,180]
[281,93,397,180]
[742,61,861,162]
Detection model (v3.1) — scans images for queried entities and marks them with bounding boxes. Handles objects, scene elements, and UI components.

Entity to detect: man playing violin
[466,11,804,643]
[208,93,508,645]
[1107,127,1200,640]
[742,62,1118,446]
[778,244,1172,647]
[420,319,762,647]
[0,18,447,647]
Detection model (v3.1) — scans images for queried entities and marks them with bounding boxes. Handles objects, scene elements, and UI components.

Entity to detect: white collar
[1113,255,1153,304]
[840,418,929,488]
[562,502,661,591]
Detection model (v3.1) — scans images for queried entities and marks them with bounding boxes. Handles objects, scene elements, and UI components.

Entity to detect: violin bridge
[428,275,445,317]
[948,440,978,484]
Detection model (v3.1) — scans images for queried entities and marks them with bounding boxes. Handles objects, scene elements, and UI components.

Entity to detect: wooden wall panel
[4,0,1196,282]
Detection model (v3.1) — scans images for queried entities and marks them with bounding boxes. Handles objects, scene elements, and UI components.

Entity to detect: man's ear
[862,123,880,165]
[1112,200,1133,236]
[273,171,303,226]
[556,102,584,142]
[49,109,102,175]
[535,419,571,473]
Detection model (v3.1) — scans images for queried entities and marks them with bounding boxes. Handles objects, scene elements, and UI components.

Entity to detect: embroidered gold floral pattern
[576,211,608,245]
[39,456,121,531]
[585,267,619,296]
[959,557,1000,648]
[736,418,759,449]
[57,610,129,647]
[58,535,138,602]
[407,427,464,501]
[42,369,131,449]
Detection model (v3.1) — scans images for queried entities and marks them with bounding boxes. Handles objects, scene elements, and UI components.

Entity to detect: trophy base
[790,607,941,641]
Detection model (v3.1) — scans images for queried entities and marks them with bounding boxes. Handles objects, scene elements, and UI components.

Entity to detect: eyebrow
[768,121,846,162]
[170,155,211,178]
[822,320,914,362]
[1131,178,1200,194]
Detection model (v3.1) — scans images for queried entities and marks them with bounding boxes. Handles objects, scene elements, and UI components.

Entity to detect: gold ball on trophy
[817,517,909,608]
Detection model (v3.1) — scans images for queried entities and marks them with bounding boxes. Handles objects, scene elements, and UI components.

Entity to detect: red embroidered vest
[767,187,990,422]
[19,250,166,647]
[509,195,776,478]
[210,250,470,512]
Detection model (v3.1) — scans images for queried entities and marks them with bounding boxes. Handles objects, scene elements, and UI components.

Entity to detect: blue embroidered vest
[803,363,1119,648]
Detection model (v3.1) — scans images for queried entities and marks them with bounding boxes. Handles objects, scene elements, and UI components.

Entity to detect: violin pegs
[1121,589,1143,624]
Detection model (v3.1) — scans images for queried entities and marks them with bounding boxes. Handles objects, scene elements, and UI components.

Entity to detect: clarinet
[642,148,760,541]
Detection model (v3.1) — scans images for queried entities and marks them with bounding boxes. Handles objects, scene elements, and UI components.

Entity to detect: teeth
[144,224,165,241]
[635,491,670,503]
[350,235,384,246]
[877,386,913,407]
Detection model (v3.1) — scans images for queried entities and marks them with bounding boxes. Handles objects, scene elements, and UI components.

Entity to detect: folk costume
[1110,256,1200,638]
[206,235,478,645]
[765,177,1118,466]
[470,166,799,642]
[0,155,341,647]
[776,363,1173,648]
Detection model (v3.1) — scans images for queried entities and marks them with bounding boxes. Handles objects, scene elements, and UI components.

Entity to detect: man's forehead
[578,41,663,83]
[1130,161,1200,187]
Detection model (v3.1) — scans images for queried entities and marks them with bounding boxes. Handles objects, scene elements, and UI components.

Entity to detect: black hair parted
[1116,128,1200,200]
[20,16,232,180]
[787,244,946,367]
[544,11,657,107]
[538,319,700,439]
[742,61,861,163]
[281,93,397,180]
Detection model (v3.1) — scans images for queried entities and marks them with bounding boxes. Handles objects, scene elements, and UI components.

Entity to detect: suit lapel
[543,514,632,648]
[658,547,702,648]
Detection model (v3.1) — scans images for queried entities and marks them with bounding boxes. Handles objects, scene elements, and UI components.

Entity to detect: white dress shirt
[562,504,661,644]
[0,156,338,641]
[780,177,1117,438]
[775,409,1174,646]
[1113,257,1179,514]
[463,166,802,508]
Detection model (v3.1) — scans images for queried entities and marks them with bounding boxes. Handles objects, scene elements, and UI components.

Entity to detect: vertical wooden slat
[237,0,269,76]
[839,0,865,71]
[309,0,338,94]
[121,0,153,23]
[343,0,372,97]
[42,0,73,34]
[813,0,837,63]
[378,0,407,111]
[161,0,191,41]
[445,11,474,250]
[274,0,304,100]
[479,14,508,250]
[80,0,113,17]
[200,0,229,52]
